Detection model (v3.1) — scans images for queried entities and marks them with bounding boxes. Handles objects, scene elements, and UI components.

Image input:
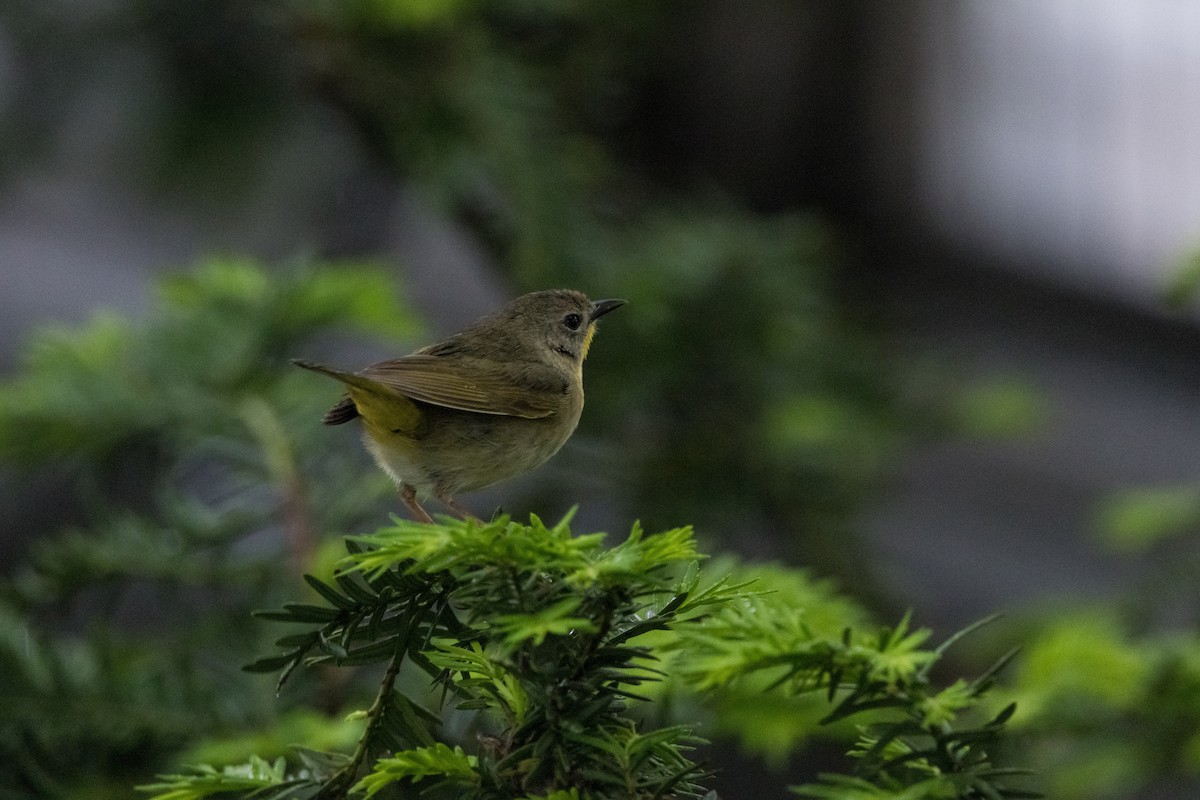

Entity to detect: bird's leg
[436,491,481,523]
[399,483,434,524]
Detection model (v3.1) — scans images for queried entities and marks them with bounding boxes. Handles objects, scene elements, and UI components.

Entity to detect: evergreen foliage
[0,259,420,799]
[138,513,1032,800]
[990,491,1200,800]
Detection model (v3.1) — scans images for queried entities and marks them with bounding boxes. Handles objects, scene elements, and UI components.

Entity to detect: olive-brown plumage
[293,289,623,522]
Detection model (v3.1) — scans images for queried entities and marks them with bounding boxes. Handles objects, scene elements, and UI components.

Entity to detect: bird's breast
[364,388,583,496]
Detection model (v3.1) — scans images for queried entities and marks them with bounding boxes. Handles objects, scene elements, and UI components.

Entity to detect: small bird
[293,289,624,523]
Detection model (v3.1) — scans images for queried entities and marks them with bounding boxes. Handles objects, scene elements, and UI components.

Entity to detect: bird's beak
[590,298,626,320]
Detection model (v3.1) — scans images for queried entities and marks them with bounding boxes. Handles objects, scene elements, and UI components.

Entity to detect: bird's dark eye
[562,313,583,331]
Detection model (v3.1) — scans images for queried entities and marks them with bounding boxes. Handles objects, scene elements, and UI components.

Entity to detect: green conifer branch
[140,513,1036,800]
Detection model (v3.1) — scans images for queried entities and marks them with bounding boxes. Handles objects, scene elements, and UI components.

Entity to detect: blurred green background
[2,2,1199,799]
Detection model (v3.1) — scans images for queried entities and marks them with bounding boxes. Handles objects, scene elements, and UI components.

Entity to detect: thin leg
[436,491,481,522]
[400,483,434,524]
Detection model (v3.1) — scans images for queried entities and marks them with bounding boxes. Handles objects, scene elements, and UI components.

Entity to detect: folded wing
[361,355,563,419]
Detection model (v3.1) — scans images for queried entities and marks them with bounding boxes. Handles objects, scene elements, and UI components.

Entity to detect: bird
[292,289,624,523]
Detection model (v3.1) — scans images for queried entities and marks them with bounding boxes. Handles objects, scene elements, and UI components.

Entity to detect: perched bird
[293,289,624,522]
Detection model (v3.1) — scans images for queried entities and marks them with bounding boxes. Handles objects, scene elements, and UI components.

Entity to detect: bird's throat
[581,323,598,361]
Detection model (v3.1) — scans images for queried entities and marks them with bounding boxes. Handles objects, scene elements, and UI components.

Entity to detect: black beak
[590,298,626,320]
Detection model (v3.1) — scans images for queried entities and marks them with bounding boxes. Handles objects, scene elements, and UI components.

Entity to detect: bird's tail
[291,359,389,426]
[291,359,369,389]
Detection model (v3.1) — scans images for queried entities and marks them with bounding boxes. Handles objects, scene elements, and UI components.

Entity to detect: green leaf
[253,603,341,623]
[492,596,599,648]
[353,743,479,797]
[241,652,302,674]
[303,574,358,610]
[379,691,439,748]
[138,756,293,800]
[915,680,975,727]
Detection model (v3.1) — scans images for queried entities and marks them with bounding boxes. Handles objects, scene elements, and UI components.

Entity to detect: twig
[318,636,406,798]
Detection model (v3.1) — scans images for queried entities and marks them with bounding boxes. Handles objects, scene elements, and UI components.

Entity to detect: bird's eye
[562,313,583,331]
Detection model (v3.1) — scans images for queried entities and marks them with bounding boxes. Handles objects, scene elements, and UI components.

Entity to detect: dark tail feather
[291,360,363,425]
[322,396,359,425]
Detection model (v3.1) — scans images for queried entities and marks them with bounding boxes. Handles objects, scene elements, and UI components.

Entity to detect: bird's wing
[361,355,565,419]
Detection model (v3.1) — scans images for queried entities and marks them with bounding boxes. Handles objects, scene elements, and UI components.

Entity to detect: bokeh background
[3,2,1200,799]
